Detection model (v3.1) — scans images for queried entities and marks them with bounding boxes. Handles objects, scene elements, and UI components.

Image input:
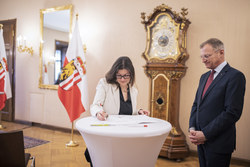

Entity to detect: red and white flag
[58,21,89,122]
[0,28,12,110]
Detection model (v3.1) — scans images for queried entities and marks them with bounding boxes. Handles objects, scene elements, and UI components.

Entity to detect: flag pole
[0,110,6,130]
[66,121,79,147]
[0,24,6,130]
[65,13,81,147]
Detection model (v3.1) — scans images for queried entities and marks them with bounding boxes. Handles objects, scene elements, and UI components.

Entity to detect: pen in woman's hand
[97,111,108,121]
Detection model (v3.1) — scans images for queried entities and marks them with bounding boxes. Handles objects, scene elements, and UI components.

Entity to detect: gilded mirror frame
[39,4,73,89]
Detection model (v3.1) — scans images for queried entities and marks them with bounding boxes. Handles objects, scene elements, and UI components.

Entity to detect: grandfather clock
[141,4,191,160]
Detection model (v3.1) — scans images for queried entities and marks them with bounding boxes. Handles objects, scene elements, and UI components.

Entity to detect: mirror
[39,4,73,89]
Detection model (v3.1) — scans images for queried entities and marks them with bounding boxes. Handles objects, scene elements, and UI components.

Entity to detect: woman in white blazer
[85,56,149,167]
[90,56,149,120]
[90,77,138,116]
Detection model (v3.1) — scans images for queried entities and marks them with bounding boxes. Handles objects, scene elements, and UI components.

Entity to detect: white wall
[0,0,250,160]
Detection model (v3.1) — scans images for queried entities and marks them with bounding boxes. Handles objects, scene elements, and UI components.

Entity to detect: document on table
[91,115,158,126]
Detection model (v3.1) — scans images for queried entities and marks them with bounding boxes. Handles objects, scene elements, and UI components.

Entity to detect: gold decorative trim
[39,4,73,90]
[171,127,179,136]
[164,71,185,80]
[181,8,188,20]
[146,69,185,80]
[154,4,172,12]
[146,70,159,79]
[17,45,34,55]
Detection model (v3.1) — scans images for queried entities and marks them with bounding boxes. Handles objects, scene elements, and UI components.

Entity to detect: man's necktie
[202,70,215,98]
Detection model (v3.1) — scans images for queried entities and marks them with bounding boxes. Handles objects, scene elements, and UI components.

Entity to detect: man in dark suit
[188,38,246,167]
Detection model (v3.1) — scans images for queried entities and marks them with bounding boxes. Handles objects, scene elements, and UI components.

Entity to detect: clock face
[148,14,180,60]
[158,35,169,47]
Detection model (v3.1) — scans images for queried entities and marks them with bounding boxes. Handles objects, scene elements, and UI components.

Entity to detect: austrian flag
[0,58,8,110]
[0,57,7,80]
[58,20,89,122]
[59,57,86,90]
[0,28,12,110]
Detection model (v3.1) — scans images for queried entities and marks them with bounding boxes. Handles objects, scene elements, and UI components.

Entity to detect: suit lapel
[201,64,230,100]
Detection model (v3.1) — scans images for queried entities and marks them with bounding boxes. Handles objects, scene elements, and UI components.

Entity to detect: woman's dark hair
[105,56,135,86]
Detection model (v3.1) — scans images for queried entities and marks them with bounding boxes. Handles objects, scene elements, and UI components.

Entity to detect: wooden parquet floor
[1,121,248,167]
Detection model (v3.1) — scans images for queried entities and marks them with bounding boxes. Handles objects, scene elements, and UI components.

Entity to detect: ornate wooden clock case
[141,4,191,160]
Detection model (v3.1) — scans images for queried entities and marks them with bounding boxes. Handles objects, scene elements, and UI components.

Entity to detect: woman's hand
[138,109,150,116]
[96,111,108,121]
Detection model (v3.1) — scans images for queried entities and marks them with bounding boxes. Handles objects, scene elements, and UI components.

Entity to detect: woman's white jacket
[90,78,138,116]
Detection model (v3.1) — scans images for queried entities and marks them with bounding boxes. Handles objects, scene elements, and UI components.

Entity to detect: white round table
[76,115,172,167]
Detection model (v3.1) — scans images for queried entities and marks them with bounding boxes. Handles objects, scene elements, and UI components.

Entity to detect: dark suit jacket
[189,64,246,153]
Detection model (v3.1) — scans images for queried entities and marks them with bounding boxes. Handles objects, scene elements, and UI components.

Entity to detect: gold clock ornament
[141,4,191,160]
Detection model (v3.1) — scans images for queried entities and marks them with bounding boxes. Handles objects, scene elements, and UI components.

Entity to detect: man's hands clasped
[189,129,206,145]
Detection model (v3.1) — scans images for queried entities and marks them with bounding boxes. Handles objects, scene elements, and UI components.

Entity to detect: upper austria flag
[0,28,12,110]
[58,20,89,122]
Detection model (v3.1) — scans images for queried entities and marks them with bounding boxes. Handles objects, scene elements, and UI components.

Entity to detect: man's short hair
[200,38,224,51]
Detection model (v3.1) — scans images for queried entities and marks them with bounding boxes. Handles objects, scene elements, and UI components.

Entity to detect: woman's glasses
[116,74,131,79]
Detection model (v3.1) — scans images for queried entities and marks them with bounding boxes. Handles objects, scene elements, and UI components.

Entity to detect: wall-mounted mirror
[39,4,73,89]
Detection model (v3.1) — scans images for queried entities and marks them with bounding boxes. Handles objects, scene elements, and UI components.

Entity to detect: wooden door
[0,19,16,121]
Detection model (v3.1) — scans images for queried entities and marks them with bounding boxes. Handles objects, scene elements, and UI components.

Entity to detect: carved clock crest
[141,4,191,160]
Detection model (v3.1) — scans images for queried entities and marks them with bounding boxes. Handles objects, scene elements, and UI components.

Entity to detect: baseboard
[14,119,81,135]
[231,157,250,166]
[189,150,250,166]
[14,119,32,126]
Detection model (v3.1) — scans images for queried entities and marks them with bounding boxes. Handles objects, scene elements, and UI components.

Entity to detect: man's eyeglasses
[200,49,221,59]
[200,54,212,59]
[116,74,131,79]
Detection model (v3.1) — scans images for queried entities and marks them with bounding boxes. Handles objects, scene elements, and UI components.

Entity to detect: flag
[43,64,49,85]
[0,28,12,110]
[58,20,89,122]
